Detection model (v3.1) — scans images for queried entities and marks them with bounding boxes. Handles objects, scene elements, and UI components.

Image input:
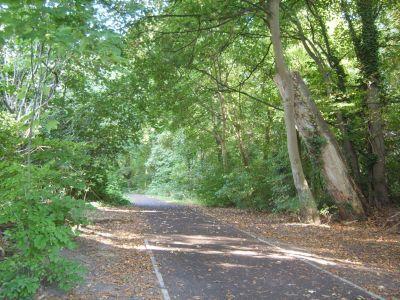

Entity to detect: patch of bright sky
[0,4,7,31]
[93,0,154,34]
[327,18,339,36]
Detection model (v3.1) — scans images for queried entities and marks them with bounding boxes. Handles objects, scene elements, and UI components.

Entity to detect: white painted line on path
[235,227,385,300]
[144,239,171,300]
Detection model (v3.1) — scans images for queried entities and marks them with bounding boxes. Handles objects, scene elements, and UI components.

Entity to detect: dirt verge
[37,203,161,300]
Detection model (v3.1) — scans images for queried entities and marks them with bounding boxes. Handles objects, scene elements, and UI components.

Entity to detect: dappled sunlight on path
[129,194,384,299]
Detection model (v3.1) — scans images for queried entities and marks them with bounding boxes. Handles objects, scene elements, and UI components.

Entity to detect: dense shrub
[0,114,91,298]
[94,165,131,205]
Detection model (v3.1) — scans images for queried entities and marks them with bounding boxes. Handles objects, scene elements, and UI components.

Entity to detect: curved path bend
[130,194,381,300]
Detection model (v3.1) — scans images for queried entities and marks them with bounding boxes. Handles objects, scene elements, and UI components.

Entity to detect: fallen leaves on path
[197,207,400,299]
[37,203,161,300]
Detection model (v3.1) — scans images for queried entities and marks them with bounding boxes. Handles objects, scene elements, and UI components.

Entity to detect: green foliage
[272,196,301,214]
[0,112,21,159]
[0,0,399,297]
[1,1,140,298]
[307,135,327,159]
[265,153,300,214]
[124,0,400,213]
[144,131,194,199]
[215,171,258,209]
[0,113,90,299]
[98,166,131,206]
[126,128,302,213]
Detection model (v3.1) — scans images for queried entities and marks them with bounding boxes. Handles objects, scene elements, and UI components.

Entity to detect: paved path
[130,194,381,300]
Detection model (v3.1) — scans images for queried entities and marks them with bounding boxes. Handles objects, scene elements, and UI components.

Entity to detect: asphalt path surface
[130,194,381,300]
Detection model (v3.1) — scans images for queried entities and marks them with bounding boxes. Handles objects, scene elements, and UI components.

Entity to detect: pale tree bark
[267,0,320,224]
[268,0,366,220]
[0,41,62,122]
[292,15,362,186]
[292,72,366,219]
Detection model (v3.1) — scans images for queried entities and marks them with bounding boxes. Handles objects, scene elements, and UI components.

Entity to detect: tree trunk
[366,79,388,207]
[267,0,320,224]
[211,100,229,172]
[292,14,362,186]
[336,112,362,185]
[217,92,229,172]
[341,0,389,206]
[232,121,250,167]
[292,72,366,219]
[213,130,228,172]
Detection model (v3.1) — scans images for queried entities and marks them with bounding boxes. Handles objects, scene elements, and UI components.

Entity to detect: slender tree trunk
[229,95,250,168]
[366,79,388,206]
[213,129,228,172]
[267,0,320,224]
[211,100,229,172]
[263,114,272,160]
[219,134,229,172]
[232,121,250,167]
[217,92,229,172]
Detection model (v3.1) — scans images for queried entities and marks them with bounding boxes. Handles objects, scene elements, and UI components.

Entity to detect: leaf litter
[196,206,400,299]
[37,202,161,300]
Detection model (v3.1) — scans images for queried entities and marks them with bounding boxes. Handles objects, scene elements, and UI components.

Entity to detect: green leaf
[45,119,59,131]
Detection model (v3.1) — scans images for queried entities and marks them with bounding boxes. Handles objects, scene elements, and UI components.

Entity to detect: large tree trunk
[341,0,389,206]
[267,0,320,224]
[292,14,362,186]
[291,72,366,219]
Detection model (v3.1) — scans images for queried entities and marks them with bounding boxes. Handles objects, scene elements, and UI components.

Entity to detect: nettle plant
[0,114,91,299]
